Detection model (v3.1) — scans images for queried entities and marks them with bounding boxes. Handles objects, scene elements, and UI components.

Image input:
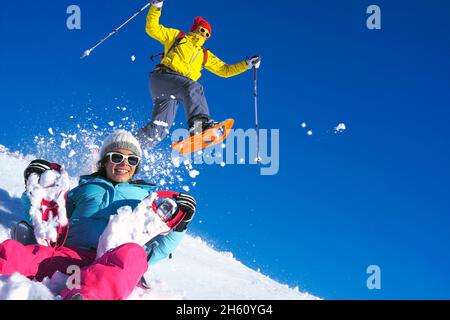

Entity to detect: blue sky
[1,0,450,299]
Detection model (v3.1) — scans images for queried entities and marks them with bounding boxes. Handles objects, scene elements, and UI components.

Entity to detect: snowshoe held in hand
[151,191,196,232]
[24,159,62,184]
[24,159,71,248]
[96,190,196,258]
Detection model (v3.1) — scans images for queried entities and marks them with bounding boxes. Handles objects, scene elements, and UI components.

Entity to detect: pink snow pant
[0,240,148,300]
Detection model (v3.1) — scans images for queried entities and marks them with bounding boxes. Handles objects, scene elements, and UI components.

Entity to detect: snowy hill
[0,146,318,300]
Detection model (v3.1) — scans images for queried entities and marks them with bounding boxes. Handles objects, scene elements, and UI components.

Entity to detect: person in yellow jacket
[136,0,261,148]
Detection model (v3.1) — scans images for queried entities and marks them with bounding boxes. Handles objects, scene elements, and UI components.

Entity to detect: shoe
[203,119,219,130]
[205,119,225,138]
[140,276,151,289]
[189,119,220,136]
[69,293,84,300]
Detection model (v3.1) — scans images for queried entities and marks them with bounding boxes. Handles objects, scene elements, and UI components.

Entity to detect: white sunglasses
[105,152,141,167]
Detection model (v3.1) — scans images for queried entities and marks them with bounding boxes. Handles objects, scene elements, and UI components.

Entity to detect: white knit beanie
[100,130,142,159]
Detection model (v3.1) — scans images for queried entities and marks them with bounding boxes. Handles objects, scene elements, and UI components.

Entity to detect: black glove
[173,193,196,232]
[24,159,61,181]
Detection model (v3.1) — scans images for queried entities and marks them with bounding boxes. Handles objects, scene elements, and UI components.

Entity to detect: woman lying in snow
[0,130,196,300]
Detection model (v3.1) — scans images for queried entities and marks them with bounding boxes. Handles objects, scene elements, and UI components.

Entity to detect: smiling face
[104,148,138,183]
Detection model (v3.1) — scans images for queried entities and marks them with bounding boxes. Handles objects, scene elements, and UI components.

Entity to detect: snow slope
[0,146,318,300]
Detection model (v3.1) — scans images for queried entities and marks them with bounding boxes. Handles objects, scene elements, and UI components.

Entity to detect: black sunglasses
[105,152,141,167]
[199,27,211,38]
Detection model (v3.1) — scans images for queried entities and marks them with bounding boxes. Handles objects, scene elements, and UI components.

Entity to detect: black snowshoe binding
[188,117,223,137]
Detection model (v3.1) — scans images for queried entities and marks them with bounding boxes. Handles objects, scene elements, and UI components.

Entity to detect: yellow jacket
[146,6,248,82]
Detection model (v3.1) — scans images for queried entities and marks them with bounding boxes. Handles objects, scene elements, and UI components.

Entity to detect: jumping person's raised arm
[204,51,249,78]
[145,1,179,45]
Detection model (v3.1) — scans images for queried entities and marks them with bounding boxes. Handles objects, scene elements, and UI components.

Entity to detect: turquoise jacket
[23,174,186,265]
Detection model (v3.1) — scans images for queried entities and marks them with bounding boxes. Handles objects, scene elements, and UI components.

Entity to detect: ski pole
[80,1,153,59]
[253,67,261,164]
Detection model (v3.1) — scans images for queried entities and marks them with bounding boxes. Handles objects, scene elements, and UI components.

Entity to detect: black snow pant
[136,68,211,148]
